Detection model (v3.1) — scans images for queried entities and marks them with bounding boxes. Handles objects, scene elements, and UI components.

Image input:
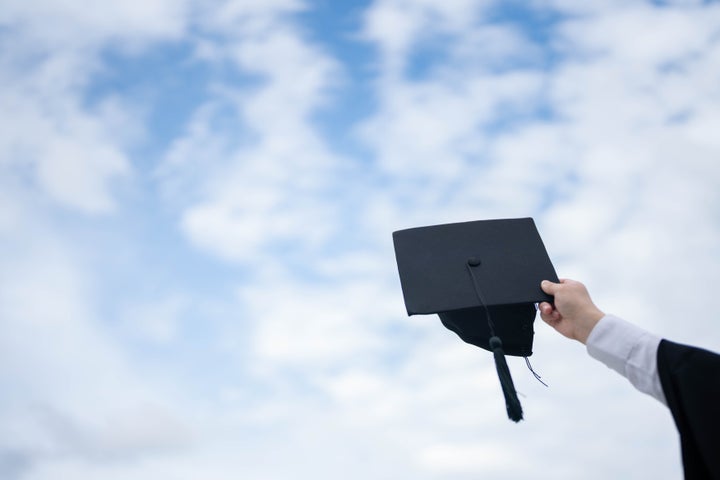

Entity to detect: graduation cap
[392,217,559,422]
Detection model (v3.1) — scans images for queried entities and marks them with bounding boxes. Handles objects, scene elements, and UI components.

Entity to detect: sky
[1,0,720,478]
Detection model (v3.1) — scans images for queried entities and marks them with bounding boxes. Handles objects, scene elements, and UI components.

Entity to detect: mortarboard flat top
[392,217,558,356]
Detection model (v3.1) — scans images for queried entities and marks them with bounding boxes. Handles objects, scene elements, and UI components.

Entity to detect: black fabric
[392,218,558,356]
[393,218,557,315]
[439,304,536,356]
[657,339,720,480]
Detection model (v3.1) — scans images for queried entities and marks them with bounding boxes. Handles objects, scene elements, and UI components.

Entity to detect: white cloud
[0,226,192,476]
[557,4,719,66]
[418,442,515,474]
[1,0,719,479]
[362,0,495,73]
[0,88,132,213]
[356,69,545,182]
[196,0,304,37]
[234,262,405,371]
[0,2,153,215]
[120,295,188,344]
[161,8,346,263]
[0,0,189,49]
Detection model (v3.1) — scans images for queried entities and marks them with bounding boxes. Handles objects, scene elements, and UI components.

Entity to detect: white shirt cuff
[586,314,666,405]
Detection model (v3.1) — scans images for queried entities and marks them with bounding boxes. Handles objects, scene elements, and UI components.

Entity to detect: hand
[539,279,605,344]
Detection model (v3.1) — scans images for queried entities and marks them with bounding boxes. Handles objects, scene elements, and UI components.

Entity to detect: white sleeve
[586,314,666,405]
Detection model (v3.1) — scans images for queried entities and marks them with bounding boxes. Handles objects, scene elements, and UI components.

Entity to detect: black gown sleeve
[657,339,720,480]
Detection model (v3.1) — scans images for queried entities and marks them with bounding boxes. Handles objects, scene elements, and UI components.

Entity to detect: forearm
[586,315,667,405]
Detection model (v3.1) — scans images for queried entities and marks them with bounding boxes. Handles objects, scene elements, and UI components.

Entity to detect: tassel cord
[465,263,497,337]
[491,336,523,422]
[467,261,523,422]
[525,356,548,387]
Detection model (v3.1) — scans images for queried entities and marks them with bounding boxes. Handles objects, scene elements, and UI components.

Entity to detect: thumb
[541,280,560,295]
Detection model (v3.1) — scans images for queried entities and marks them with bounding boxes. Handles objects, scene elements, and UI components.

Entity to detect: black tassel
[489,336,523,422]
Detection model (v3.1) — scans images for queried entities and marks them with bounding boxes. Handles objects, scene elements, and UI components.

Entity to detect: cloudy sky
[2,0,720,478]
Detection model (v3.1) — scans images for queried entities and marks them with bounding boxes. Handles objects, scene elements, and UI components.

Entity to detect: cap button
[467,257,482,267]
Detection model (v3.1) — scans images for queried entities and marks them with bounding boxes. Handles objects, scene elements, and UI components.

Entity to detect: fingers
[538,302,561,324]
[540,311,561,326]
[541,279,561,295]
[538,302,553,315]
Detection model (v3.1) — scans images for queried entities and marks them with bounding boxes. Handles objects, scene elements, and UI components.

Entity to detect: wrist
[576,308,604,344]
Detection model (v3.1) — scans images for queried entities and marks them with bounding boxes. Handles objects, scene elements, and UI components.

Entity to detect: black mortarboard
[392,217,559,422]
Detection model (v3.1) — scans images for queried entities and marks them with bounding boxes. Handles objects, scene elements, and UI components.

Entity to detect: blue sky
[2,0,720,478]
